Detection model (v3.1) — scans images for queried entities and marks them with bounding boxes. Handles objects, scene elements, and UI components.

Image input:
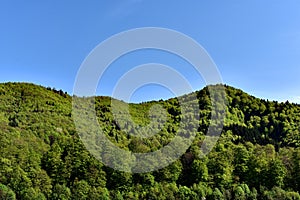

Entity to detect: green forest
[1,82,300,199]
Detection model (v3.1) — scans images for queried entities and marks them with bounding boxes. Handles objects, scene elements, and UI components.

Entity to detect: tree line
[0,82,300,199]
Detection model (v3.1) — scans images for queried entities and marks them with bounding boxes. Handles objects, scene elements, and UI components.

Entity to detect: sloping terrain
[1,82,300,199]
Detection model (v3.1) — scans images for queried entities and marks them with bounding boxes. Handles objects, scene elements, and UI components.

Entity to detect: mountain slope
[1,82,300,199]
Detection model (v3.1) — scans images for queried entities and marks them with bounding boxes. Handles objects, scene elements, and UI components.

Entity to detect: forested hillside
[1,82,300,199]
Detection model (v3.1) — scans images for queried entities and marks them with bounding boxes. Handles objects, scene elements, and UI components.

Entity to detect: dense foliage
[1,82,300,199]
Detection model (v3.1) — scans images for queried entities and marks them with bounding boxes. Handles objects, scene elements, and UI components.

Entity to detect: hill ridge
[1,81,300,199]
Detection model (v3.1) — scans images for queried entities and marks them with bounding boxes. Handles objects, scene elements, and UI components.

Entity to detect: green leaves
[1,82,300,199]
[0,184,16,200]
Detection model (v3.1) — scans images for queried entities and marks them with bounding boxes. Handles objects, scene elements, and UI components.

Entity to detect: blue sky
[0,1,299,103]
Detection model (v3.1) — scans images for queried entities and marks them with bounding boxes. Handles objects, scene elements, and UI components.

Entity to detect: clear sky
[0,1,299,103]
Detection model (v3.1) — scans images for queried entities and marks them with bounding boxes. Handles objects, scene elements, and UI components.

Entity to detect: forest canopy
[1,82,300,199]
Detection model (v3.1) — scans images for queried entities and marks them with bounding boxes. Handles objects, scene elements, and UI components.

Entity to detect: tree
[71,180,90,200]
[233,186,246,200]
[266,158,287,188]
[177,186,197,200]
[191,159,209,183]
[0,184,16,200]
[51,184,71,200]
[233,145,250,182]
[210,188,224,200]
